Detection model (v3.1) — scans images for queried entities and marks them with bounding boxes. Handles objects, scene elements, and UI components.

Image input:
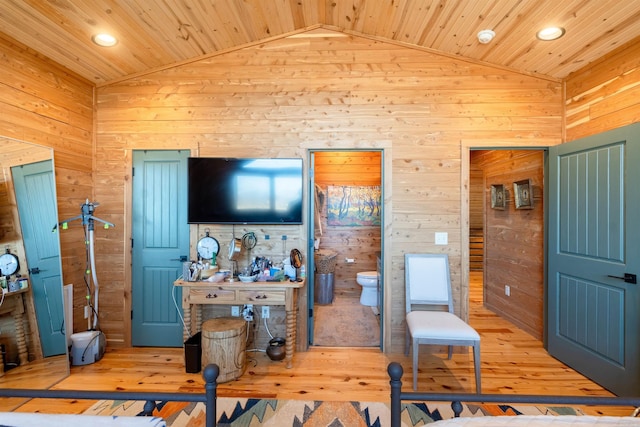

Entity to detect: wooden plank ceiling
[1,0,639,85]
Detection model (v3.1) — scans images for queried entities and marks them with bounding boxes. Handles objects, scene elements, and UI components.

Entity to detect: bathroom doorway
[308,150,383,348]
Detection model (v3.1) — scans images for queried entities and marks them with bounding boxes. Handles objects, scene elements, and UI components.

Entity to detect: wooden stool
[201,317,247,383]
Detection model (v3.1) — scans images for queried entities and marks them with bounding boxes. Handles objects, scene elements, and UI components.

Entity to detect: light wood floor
[7,271,634,416]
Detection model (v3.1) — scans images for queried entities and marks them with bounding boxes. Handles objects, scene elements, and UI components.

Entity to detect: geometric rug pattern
[84,397,585,426]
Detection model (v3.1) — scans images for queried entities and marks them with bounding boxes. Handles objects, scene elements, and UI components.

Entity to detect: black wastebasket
[184,332,201,373]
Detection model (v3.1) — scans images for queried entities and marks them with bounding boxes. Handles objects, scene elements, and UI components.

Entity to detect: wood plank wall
[469,163,484,271]
[313,151,381,296]
[471,150,544,339]
[565,35,640,140]
[96,28,562,352]
[0,33,94,338]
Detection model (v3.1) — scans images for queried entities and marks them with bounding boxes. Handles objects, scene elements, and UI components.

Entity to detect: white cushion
[429,415,640,426]
[0,412,166,427]
[407,311,480,341]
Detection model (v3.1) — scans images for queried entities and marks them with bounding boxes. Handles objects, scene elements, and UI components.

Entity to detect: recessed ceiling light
[477,29,495,44]
[536,26,565,41]
[92,33,118,47]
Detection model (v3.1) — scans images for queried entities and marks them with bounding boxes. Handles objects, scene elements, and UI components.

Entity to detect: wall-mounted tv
[188,157,303,224]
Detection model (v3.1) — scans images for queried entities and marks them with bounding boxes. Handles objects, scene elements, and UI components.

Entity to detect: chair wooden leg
[473,343,481,394]
[412,339,419,390]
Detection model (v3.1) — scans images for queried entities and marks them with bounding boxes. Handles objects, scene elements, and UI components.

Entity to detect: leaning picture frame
[490,184,505,210]
[513,179,533,209]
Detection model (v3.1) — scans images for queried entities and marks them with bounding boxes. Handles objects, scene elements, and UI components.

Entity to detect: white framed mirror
[0,137,68,406]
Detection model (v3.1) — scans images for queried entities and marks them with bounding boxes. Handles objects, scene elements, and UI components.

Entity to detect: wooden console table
[174,278,305,369]
[0,288,30,375]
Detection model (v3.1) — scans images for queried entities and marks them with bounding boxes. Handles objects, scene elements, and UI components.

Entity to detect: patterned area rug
[83,397,584,426]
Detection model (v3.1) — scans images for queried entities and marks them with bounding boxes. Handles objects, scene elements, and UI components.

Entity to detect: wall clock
[196,231,220,261]
[0,249,20,277]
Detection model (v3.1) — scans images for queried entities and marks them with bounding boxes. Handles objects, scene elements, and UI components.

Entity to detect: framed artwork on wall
[490,184,505,210]
[327,185,381,226]
[513,179,533,209]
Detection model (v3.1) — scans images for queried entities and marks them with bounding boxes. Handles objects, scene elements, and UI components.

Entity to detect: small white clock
[0,250,20,277]
[197,231,220,261]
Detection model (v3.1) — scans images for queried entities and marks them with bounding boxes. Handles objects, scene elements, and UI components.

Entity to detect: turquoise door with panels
[132,150,190,347]
[547,122,640,396]
[12,160,66,356]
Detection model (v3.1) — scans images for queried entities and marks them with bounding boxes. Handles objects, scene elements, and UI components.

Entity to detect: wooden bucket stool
[201,317,247,383]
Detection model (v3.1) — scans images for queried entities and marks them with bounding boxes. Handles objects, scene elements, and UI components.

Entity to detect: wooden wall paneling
[96,29,562,352]
[469,159,484,272]
[565,35,640,141]
[0,33,94,340]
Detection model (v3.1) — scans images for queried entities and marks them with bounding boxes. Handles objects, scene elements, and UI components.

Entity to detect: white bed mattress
[0,412,166,427]
[432,415,640,426]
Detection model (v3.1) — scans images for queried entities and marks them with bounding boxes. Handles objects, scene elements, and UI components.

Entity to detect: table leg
[195,305,203,333]
[13,311,28,366]
[285,288,297,369]
[182,302,192,342]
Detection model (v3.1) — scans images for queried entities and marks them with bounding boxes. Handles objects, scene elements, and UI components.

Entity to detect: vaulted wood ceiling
[1,1,639,85]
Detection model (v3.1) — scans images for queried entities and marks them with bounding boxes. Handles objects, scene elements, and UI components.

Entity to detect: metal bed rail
[388,362,640,427]
[0,364,219,427]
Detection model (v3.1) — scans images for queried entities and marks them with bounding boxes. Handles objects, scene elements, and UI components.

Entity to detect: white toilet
[356,271,379,306]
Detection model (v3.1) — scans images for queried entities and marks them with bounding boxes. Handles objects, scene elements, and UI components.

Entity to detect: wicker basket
[314,251,337,274]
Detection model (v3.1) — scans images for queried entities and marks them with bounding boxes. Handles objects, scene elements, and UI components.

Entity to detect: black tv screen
[188,157,303,224]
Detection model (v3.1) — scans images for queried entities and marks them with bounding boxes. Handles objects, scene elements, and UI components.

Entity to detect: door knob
[607,273,637,284]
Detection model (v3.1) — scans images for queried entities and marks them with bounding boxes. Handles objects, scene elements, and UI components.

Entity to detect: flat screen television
[188,157,303,224]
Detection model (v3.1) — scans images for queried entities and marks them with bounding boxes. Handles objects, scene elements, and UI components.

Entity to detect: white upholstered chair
[404,253,481,393]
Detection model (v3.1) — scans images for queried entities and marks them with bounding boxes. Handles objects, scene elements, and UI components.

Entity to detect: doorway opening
[469,149,545,342]
[308,150,382,348]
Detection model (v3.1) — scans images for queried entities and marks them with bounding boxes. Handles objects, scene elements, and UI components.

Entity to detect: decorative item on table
[238,273,258,283]
[238,266,258,282]
[199,263,219,280]
[251,256,272,281]
[269,268,285,282]
[289,249,303,282]
[203,269,228,283]
[283,257,296,280]
[182,260,204,281]
[219,269,232,280]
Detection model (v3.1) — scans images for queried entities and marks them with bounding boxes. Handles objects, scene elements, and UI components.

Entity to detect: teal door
[132,150,190,347]
[547,122,640,396]
[12,160,66,356]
